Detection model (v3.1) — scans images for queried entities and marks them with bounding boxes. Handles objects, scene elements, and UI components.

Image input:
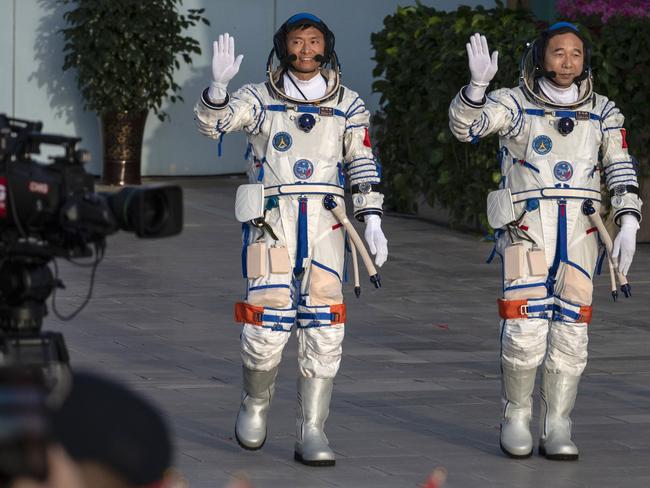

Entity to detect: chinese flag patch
[621,128,628,149]
[363,128,372,148]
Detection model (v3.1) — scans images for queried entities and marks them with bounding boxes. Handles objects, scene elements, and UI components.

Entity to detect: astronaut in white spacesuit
[449,23,642,460]
[193,13,388,466]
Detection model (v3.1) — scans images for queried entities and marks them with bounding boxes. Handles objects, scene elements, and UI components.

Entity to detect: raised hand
[467,33,499,86]
[465,33,498,101]
[212,33,244,87]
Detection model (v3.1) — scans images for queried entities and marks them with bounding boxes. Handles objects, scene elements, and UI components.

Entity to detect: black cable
[286,71,309,101]
[51,241,105,321]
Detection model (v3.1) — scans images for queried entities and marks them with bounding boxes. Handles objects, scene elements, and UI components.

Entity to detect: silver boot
[500,366,536,458]
[294,376,335,466]
[235,366,278,450]
[539,369,580,460]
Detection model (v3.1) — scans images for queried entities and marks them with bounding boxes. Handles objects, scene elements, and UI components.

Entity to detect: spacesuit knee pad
[308,264,343,305]
[296,303,345,378]
[545,321,588,376]
[246,285,292,309]
[557,264,593,306]
[500,318,549,370]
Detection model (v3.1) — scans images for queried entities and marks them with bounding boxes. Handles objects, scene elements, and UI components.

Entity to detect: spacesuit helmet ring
[519,21,593,108]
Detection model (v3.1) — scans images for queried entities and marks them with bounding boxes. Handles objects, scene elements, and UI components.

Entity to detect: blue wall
[1,0,494,177]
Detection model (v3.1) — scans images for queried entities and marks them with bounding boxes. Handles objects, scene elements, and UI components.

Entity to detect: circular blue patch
[272,132,292,152]
[532,135,552,155]
[293,159,314,180]
[298,113,316,132]
[554,161,573,181]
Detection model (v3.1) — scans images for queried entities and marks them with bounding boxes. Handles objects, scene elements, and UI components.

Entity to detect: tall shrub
[61,0,209,120]
[371,3,539,228]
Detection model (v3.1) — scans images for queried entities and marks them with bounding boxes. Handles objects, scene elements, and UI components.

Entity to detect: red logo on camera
[0,177,6,218]
[28,181,49,195]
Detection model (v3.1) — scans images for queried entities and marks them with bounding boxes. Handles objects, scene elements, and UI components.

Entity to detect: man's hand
[209,33,243,101]
[364,214,388,267]
[613,213,639,276]
[465,33,498,101]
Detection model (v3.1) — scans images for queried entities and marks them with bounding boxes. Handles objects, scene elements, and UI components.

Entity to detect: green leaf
[60,0,208,117]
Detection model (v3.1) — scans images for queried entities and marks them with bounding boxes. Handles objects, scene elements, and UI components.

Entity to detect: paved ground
[47,176,650,488]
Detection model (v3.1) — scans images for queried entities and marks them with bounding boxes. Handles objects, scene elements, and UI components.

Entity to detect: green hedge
[371,2,649,229]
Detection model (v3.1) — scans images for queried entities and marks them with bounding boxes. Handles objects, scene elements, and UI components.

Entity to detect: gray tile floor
[47,177,650,488]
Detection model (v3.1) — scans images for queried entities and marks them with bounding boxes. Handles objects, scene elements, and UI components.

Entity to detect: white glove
[364,214,388,267]
[465,33,499,102]
[208,33,244,102]
[612,213,640,276]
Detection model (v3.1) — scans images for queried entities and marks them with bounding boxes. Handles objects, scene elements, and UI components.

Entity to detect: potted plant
[60,0,209,185]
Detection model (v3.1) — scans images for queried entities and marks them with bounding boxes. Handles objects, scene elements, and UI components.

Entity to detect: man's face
[286,26,325,73]
[543,32,585,87]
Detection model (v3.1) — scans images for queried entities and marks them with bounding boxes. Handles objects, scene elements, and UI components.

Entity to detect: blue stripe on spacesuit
[527,303,552,313]
[345,96,362,115]
[596,249,606,276]
[345,158,374,171]
[294,197,309,277]
[607,174,637,184]
[297,312,335,321]
[469,113,489,143]
[235,89,266,134]
[241,223,250,278]
[249,284,291,292]
[350,170,379,183]
[558,202,568,263]
[503,95,524,137]
[265,104,346,118]
[311,260,341,281]
[504,282,547,291]
[605,168,637,178]
[600,101,618,121]
[346,105,367,119]
[604,162,636,173]
[337,162,345,186]
[217,133,225,157]
[524,108,601,121]
[547,201,568,295]
[347,163,377,172]
[552,304,581,321]
[343,232,349,283]
[515,159,540,173]
[260,314,295,323]
[566,261,591,279]
[602,126,623,131]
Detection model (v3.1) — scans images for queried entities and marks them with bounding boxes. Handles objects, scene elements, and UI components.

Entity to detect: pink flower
[556,0,650,22]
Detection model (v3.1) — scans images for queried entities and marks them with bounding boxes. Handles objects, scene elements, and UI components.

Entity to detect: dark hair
[51,371,172,486]
[273,12,335,66]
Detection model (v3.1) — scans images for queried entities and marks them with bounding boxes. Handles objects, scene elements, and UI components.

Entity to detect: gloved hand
[364,214,388,267]
[612,213,640,276]
[465,33,499,102]
[208,33,244,102]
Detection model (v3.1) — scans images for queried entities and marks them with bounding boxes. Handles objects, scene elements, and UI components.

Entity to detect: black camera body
[0,114,184,482]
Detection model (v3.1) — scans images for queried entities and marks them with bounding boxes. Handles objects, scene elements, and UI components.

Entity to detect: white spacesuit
[449,23,642,460]
[193,13,387,466]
